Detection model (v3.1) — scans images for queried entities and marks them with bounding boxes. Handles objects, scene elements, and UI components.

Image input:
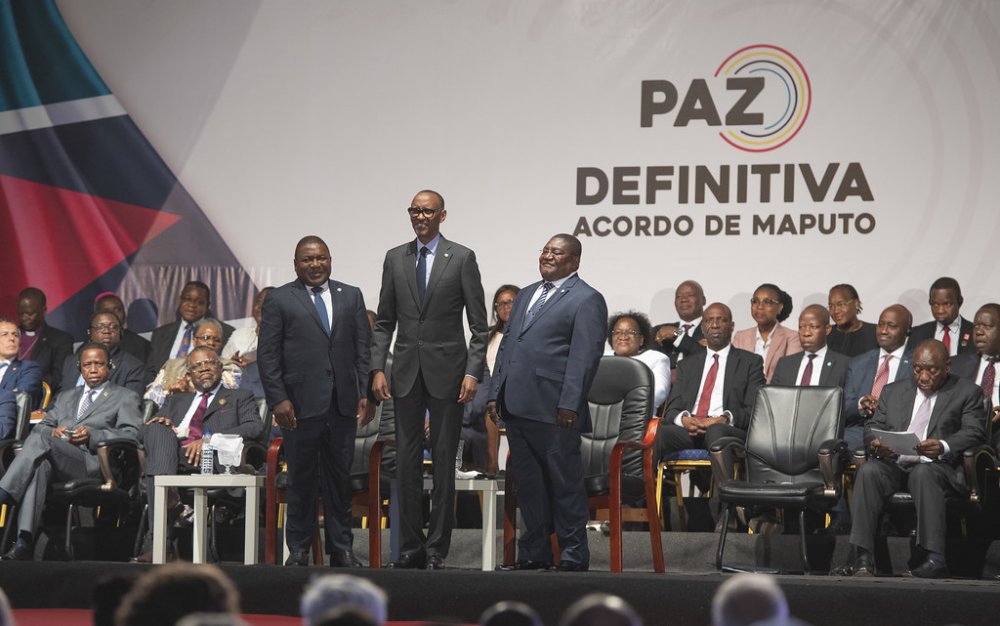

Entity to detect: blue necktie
[416,245,430,302]
[525,282,554,325]
[312,286,331,336]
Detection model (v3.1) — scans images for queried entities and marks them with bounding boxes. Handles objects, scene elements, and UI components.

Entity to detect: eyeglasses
[407,207,440,218]
[540,248,570,258]
[495,300,515,308]
[828,300,856,311]
[189,359,221,372]
[91,323,121,332]
[750,298,780,307]
[611,330,641,338]
[194,334,222,343]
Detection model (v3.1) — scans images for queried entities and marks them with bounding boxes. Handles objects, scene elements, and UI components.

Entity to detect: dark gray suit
[771,349,850,388]
[371,235,488,559]
[58,347,145,397]
[0,383,141,535]
[258,278,370,553]
[843,348,914,451]
[850,375,986,555]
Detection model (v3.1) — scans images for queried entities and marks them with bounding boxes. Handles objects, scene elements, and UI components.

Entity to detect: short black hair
[90,309,121,327]
[551,233,582,257]
[607,310,653,351]
[78,341,111,364]
[829,283,859,300]
[416,189,445,210]
[18,287,46,306]
[929,276,963,305]
[295,235,330,258]
[184,280,211,303]
[755,283,794,323]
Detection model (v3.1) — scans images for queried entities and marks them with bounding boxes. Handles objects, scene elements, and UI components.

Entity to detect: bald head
[675,280,706,322]
[797,304,832,352]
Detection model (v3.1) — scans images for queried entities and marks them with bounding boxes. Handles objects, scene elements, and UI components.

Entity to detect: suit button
[418,340,424,347]
[326,370,332,376]
[517,338,522,342]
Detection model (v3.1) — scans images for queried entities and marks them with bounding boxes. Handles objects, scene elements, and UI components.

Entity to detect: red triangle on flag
[0,174,182,312]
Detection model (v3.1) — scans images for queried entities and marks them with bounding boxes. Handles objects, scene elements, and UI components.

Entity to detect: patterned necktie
[941,325,952,355]
[800,353,817,386]
[416,245,430,302]
[312,286,331,336]
[899,393,933,464]
[77,389,95,421]
[694,354,720,418]
[981,357,996,401]
[681,323,693,337]
[525,282,554,324]
[176,323,193,358]
[182,391,211,445]
[871,354,892,400]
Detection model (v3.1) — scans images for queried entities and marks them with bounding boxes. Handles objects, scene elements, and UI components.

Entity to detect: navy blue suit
[0,359,42,439]
[489,274,607,566]
[843,348,914,451]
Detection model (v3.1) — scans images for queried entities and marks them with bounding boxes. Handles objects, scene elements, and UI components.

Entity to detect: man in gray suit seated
[0,342,141,560]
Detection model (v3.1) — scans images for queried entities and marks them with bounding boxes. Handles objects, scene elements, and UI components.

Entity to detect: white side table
[153,474,264,565]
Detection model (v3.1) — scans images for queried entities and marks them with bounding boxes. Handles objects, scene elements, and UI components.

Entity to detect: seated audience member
[133,346,261,562]
[58,310,145,396]
[843,305,914,452]
[0,587,11,626]
[479,601,544,626]
[711,573,789,626]
[826,284,878,358]
[300,574,388,626]
[221,287,273,367]
[17,287,74,391]
[732,283,801,383]
[653,279,707,367]
[146,318,241,406]
[0,342,141,560]
[91,571,140,626]
[951,303,1000,450]
[176,615,250,626]
[558,593,642,626]
[145,281,235,384]
[608,311,671,413]
[310,608,376,626]
[771,305,849,388]
[849,340,986,579]
[907,276,975,356]
[115,562,240,626]
[0,317,42,439]
[656,303,765,461]
[94,292,152,364]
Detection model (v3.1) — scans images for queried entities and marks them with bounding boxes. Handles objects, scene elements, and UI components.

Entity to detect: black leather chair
[502,355,664,573]
[0,391,38,548]
[710,385,846,573]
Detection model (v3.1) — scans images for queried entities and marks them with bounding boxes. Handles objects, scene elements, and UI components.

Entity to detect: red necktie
[694,354,719,418]
[871,354,892,400]
[800,354,817,386]
[941,325,951,354]
[182,392,211,445]
[982,357,996,401]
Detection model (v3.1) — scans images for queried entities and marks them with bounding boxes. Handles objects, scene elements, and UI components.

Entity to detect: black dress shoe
[425,555,445,570]
[550,561,589,572]
[329,550,362,568]
[908,559,950,579]
[852,551,875,577]
[385,551,426,569]
[285,549,311,566]
[497,560,553,571]
[0,540,32,561]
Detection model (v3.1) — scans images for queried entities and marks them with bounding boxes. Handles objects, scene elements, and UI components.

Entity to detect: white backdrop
[57,0,1000,329]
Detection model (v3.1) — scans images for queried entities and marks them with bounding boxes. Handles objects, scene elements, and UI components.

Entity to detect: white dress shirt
[794,346,828,386]
[675,344,732,426]
[934,318,964,357]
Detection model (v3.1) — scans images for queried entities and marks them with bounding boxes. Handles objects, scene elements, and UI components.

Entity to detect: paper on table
[210,434,244,467]
[869,429,921,453]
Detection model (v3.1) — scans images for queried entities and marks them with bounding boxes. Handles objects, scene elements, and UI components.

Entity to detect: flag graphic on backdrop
[0,0,255,339]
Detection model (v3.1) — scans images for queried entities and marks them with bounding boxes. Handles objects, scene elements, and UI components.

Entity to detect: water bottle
[200,430,215,475]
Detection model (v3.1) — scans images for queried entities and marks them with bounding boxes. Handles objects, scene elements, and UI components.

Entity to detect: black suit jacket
[771,349,850,388]
[59,347,145,397]
[20,324,74,390]
[258,278,370,419]
[158,386,262,442]
[119,328,152,364]
[951,352,984,384]
[908,318,975,355]
[664,347,765,431]
[865,375,986,467]
[145,319,235,384]
[653,322,705,367]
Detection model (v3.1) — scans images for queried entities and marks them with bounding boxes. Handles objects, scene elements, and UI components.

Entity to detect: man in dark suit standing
[16,287,73,391]
[259,235,371,567]
[771,305,849,388]
[133,346,262,562]
[0,318,42,439]
[0,342,141,560]
[907,277,975,357]
[950,303,1000,450]
[370,189,488,570]
[849,340,986,578]
[145,281,235,384]
[653,279,706,367]
[656,303,765,460]
[57,310,145,396]
[487,234,607,572]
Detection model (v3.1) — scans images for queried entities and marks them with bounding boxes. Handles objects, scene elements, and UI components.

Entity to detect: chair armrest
[709,436,746,486]
[852,447,868,468]
[609,418,660,478]
[94,439,140,490]
[95,437,139,449]
[242,441,266,469]
[817,438,847,496]
[963,444,999,504]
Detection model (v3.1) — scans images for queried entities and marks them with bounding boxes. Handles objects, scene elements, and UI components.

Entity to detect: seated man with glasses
[133,346,262,562]
[57,309,145,396]
[145,318,241,407]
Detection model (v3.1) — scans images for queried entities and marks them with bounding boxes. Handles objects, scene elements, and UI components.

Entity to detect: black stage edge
[2,561,1000,625]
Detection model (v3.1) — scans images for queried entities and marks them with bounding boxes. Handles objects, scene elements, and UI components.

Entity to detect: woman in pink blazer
[732,283,801,383]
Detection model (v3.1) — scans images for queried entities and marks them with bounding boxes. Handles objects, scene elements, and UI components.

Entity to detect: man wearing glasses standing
[371,190,488,570]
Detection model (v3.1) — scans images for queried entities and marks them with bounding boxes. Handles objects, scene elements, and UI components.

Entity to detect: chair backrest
[353,353,395,478]
[13,391,33,441]
[743,385,844,484]
[581,356,653,478]
[141,399,158,424]
[255,397,273,444]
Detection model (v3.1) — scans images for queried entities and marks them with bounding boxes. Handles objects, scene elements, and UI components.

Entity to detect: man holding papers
[849,339,986,578]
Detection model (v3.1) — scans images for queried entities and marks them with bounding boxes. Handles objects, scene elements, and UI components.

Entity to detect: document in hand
[869,429,921,454]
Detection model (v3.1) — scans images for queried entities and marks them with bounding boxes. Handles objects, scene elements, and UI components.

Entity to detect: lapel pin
[219,399,227,406]
[444,253,450,258]
[336,287,342,292]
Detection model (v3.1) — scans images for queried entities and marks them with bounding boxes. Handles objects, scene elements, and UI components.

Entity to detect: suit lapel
[895,353,913,381]
[520,275,576,334]
[77,386,109,423]
[203,389,229,424]
[927,380,955,435]
[291,281,329,336]
[405,241,420,309]
[423,237,453,309]
[818,355,836,385]
[514,281,540,337]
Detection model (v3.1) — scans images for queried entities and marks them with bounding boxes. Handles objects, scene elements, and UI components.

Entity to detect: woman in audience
[732,284,800,383]
[826,283,877,357]
[222,287,273,367]
[608,311,670,415]
[145,318,241,406]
